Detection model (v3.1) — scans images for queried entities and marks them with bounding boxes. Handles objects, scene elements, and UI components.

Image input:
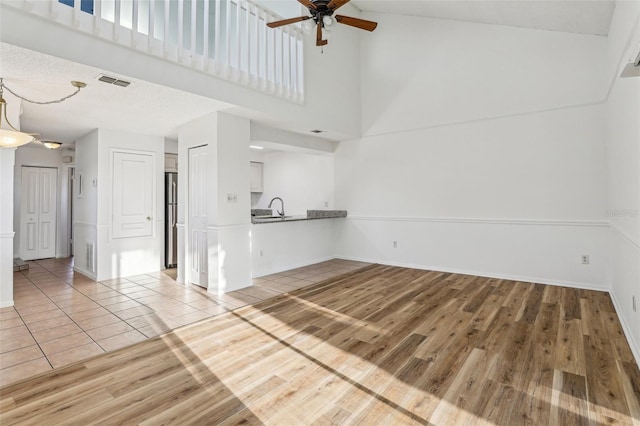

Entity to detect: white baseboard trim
[73,266,97,281]
[609,291,640,367]
[253,255,335,279]
[0,300,15,308]
[335,255,610,292]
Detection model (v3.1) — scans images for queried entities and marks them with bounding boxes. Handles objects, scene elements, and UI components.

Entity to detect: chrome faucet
[268,197,285,218]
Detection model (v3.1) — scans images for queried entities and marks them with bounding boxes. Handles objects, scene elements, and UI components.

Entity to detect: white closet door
[112,151,154,239]
[38,168,57,258]
[20,167,57,260]
[188,145,208,288]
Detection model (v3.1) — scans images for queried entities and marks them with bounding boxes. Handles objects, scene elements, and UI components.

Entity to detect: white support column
[177,112,251,294]
[206,112,251,295]
[0,147,16,308]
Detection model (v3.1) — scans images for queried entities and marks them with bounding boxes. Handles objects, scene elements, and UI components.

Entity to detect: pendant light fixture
[0,78,86,149]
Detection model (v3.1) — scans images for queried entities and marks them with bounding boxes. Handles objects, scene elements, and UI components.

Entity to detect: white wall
[335,14,610,289]
[177,112,252,293]
[0,147,16,307]
[605,2,640,363]
[96,129,165,281]
[252,151,335,215]
[164,138,179,154]
[74,129,165,280]
[360,13,606,136]
[13,145,69,258]
[73,130,100,278]
[251,219,337,277]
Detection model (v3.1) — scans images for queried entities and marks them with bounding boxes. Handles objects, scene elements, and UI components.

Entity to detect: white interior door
[20,166,57,260]
[112,151,154,239]
[188,146,208,287]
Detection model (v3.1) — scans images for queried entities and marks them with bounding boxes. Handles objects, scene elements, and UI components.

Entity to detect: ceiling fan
[267,0,378,47]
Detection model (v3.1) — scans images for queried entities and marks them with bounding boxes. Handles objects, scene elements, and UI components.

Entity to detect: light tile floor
[0,257,371,387]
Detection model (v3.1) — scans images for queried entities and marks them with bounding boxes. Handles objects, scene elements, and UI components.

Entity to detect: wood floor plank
[1,265,638,425]
[583,335,632,424]
[555,317,586,376]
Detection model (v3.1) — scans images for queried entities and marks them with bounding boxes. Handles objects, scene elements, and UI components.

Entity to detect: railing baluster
[114,0,121,27]
[203,0,209,61]
[253,4,259,81]
[225,0,231,73]
[191,0,197,57]
[235,0,241,74]
[263,11,268,85]
[245,0,250,76]
[164,0,170,43]
[94,0,102,20]
[132,0,139,32]
[215,0,221,65]
[280,27,284,90]
[292,33,297,96]
[178,0,184,51]
[148,0,155,38]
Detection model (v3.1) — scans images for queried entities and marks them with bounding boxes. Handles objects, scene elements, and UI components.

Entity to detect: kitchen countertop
[252,210,347,225]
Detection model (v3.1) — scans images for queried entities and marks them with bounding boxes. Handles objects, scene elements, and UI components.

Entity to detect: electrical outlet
[260,250,263,257]
[393,241,398,249]
[324,201,329,207]
[226,193,238,203]
[581,255,590,264]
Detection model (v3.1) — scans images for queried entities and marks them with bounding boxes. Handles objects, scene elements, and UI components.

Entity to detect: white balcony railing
[8,0,304,101]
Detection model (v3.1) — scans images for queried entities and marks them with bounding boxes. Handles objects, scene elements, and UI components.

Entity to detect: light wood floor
[1,265,639,425]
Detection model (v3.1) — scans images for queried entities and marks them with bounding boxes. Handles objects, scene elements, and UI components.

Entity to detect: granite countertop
[251,209,347,224]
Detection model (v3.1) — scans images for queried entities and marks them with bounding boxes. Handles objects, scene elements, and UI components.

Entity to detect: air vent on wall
[86,242,96,273]
[97,74,131,87]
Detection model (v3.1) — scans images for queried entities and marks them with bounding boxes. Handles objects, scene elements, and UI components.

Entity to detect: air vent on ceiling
[97,74,131,87]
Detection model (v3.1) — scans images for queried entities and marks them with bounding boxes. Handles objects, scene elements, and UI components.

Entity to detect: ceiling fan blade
[335,15,378,32]
[267,16,311,28]
[316,22,328,46]
[327,0,350,11]
[298,0,318,10]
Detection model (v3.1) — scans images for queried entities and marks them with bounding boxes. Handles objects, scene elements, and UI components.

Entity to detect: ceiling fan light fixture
[42,140,62,150]
[0,128,35,148]
[267,0,377,47]
[302,20,315,32]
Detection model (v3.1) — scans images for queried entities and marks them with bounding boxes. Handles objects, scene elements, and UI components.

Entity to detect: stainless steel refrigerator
[165,172,178,268]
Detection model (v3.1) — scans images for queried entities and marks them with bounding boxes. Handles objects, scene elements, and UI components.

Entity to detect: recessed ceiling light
[310,129,324,134]
[250,145,264,150]
[41,141,62,149]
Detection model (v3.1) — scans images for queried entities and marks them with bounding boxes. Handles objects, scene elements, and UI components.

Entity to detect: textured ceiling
[349,0,616,36]
[0,43,233,146]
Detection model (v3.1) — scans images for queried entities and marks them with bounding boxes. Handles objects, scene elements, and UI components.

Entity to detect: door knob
[146,216,152,221]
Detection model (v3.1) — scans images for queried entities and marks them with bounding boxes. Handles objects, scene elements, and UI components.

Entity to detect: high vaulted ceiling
[0,1,617,148]
[350,0,616,36]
